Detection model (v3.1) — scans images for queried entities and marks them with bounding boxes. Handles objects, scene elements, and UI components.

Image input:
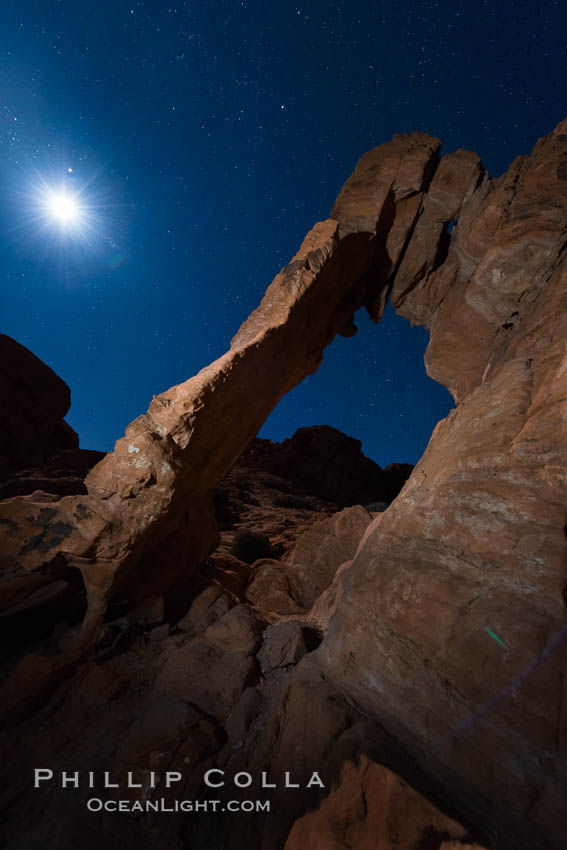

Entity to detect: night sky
[1,1,565,467]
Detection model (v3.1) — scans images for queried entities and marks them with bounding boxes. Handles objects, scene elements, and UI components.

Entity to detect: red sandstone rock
[284,756,475,850]
[224,686,267,742]
[0,132,439,647]
[391,150,486,331]
[240,426,392,509]
[245,558,306,615]
[318,118,567,849]
[244,506,373,614]
[0,447,106,500]
[2,120,567,850]
[155,605,263,721]
[176,583,230,635]
[282,505,373,608]
[257,621,306,673]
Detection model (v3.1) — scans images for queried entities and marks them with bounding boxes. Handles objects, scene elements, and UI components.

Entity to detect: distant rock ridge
[226,425,412,509]
[2,118,567,849]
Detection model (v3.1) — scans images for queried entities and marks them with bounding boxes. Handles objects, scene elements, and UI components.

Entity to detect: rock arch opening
[259,302,453,469]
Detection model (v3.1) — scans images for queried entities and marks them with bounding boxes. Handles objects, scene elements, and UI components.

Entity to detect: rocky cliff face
[319,123,567,847]
[2,119,567,850]
[234,426,412,509]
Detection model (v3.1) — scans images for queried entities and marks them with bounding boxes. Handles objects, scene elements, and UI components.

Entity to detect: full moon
[48,191,81,225]
[30,176,98,242]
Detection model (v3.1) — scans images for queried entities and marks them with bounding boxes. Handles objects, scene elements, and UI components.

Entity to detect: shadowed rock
[0,334,78,469]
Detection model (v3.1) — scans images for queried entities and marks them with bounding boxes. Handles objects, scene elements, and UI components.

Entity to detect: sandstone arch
[2,119,567,848]
[0,130,483,635]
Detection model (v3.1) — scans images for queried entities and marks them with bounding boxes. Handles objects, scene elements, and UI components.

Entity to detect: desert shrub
[230,530,273,564]
[272,493,312,510]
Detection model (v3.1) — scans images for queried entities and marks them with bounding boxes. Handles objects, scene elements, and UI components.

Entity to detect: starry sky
[1,0,565,467]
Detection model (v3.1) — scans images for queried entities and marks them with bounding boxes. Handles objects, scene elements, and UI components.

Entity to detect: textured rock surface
[317,119,567,848]
[0,615,484,850]
[284,756,477,850]
[0,447,105,500]
[211,426,406,601]
[245,505,372,614]
[284,505,373,607]
[2,119,567,850]
[245,558,306,615]
[155,604,262,721]
[257,621,306,673]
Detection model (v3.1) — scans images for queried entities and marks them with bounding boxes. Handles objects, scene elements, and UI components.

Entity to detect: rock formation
[0,334,79,470]
[188,426,400,607]
[2,118,567,850]
[319,120,567,849]
[235,426,412,509]
[0,131,447,645]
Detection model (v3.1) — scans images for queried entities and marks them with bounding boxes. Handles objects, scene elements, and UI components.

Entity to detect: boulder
[257,621,306,674]
[155,606,263,722]
[245,559,306,615]
[285,756,480,850]
[177,584,229,635]
[284,505,373,608]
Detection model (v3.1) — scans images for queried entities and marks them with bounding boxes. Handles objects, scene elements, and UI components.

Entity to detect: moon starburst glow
[47,191,81,225]
[21,170,108,249]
